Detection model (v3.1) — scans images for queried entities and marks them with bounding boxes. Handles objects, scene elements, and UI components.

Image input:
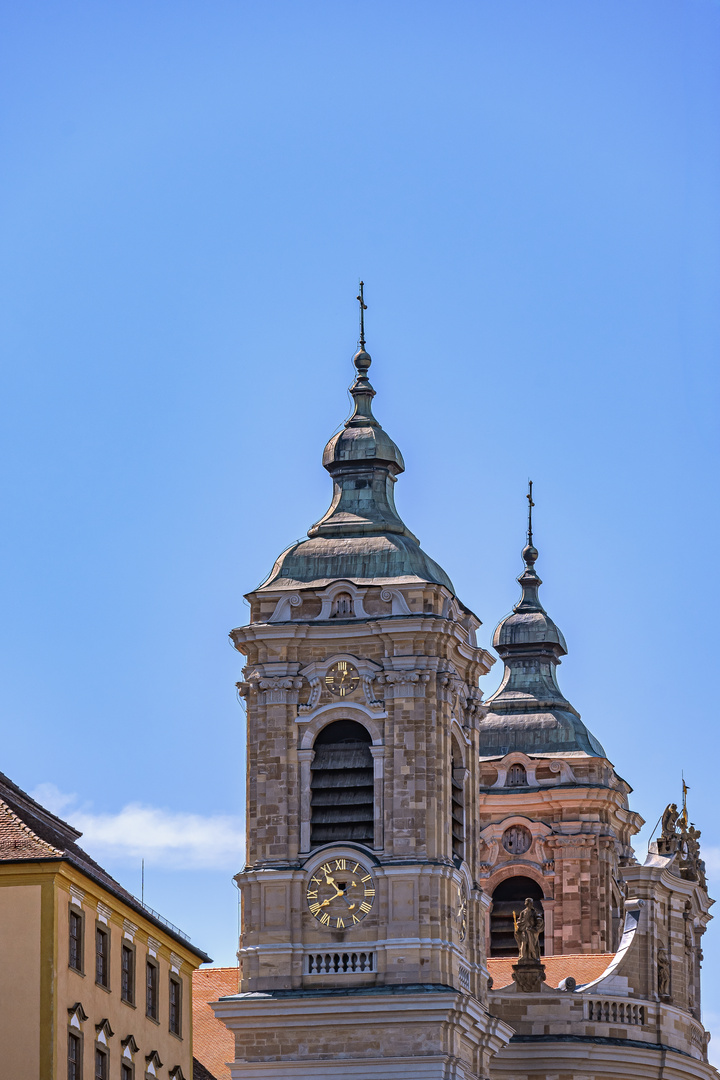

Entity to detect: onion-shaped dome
[258,339,454,593]
[481,538,606,759]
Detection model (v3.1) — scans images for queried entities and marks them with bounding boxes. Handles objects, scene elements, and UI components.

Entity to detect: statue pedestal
[512,959,546,993]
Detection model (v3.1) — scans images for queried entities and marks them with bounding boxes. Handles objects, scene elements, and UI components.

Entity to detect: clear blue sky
[1,0,719,1048]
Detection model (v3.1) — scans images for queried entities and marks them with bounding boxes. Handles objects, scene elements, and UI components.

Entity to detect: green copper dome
[480,537,605,759]
[258,339,454,593]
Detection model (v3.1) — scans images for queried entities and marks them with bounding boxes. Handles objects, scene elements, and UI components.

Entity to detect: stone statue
[687,826,707,889]
[661,803,679,842]
[657,945,670,999]
[513,898,544,962]
[677,823,707,887]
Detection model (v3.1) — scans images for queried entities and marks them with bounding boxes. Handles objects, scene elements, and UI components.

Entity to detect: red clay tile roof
[0,770,211,963]
[488,952,615,990]
[192,967,239,1080]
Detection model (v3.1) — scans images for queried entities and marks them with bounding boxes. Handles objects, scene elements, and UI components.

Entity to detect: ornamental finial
[357,280,367,350]
[522,480,538,569]
[526,479,535,547]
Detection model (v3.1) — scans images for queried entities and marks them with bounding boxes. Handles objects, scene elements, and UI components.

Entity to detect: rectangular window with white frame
[169,974,182,1037]
[95,925,110,989]
[68,907,84,973]
[121,942,135,1005]
[146,958,159,1020]
[68,1031,82,1080]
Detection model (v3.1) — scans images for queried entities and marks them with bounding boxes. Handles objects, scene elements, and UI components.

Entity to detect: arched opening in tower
[450,739,465,864]
[490,876,545,957]
[310,720,374,846]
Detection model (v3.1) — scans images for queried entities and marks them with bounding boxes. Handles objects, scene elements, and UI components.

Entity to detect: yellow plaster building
[0,770,211,1080]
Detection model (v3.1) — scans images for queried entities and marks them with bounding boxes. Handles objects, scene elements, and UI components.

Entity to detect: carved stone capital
[376,670,431,699]
[253,675,304,704]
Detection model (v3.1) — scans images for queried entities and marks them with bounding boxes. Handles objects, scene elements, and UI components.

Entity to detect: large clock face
[324,660,360,698]
[306,857,375,929]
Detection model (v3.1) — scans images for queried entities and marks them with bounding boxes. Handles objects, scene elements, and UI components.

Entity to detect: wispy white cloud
[30,784,245,871]
[31,782,79,817]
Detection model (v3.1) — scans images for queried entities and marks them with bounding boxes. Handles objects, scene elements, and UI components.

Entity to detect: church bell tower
[214,293,513,1079]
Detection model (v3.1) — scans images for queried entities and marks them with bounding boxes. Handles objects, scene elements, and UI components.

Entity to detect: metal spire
[357,281,367,350]
[526,480,535,547]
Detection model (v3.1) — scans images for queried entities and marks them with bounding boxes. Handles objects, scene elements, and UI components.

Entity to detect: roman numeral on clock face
[306,860,374,927]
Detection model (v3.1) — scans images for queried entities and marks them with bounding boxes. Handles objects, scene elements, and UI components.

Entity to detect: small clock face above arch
[324,660,360,697]
[306,856,376,930]
[502,825,532,855]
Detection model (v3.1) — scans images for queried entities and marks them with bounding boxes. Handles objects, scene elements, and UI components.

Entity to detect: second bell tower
[214,298,512,1079]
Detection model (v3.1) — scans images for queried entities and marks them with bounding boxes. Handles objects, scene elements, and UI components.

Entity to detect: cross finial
[681,774,690,827]
[357,281,367,349]
[526,480,535,546]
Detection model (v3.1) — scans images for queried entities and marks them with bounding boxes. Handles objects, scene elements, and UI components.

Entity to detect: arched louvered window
[310,720,374,846]
[507,763,527,787]
[450,741,465,863]
[331,593,354,618]
[490,876,544,957]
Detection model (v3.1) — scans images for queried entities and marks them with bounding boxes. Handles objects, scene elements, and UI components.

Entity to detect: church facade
[211,310,716,1079]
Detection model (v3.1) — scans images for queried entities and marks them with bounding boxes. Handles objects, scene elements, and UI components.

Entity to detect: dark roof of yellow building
[0,770,211,963]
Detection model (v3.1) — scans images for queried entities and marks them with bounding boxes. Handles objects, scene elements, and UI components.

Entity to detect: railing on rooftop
[131,896,191,942]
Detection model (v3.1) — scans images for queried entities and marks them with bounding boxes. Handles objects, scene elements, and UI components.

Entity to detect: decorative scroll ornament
[298,676,322,713]
[438,671,484,725]
[362,675,384,710]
